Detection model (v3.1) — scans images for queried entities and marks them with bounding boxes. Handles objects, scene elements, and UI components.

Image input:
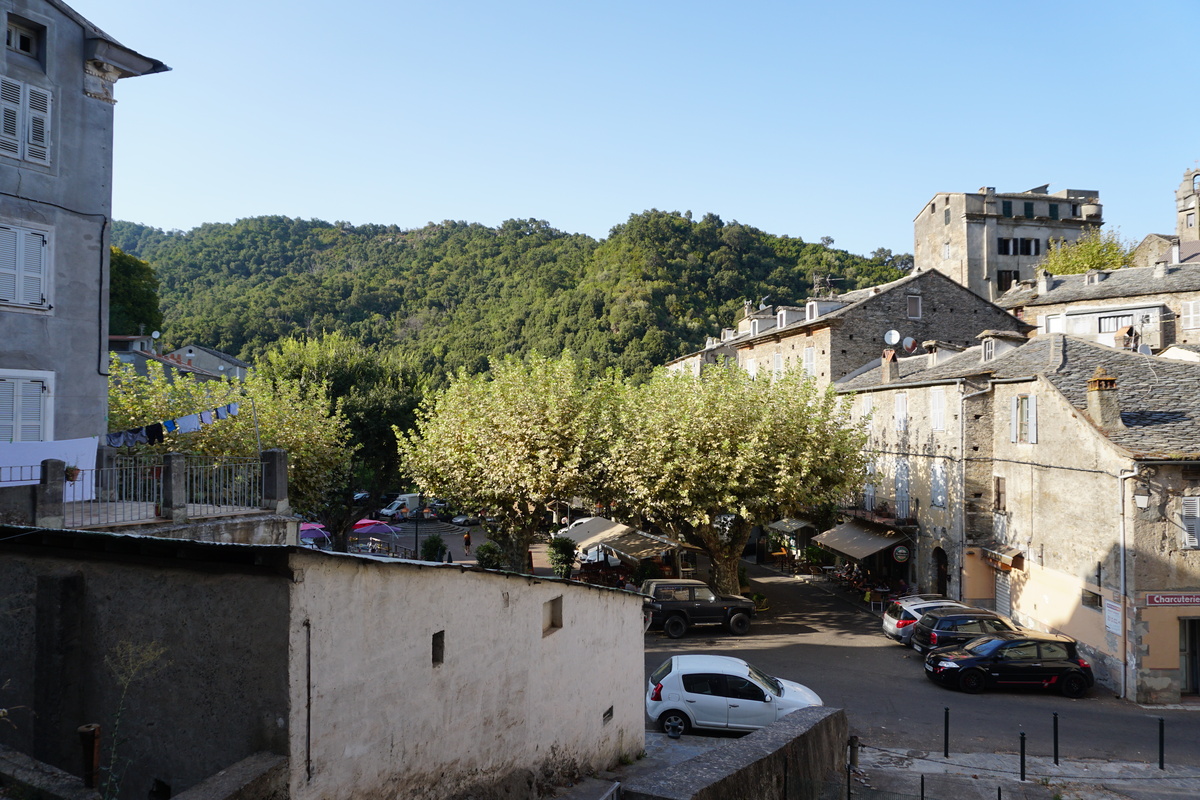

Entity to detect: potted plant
[64,465,81,482]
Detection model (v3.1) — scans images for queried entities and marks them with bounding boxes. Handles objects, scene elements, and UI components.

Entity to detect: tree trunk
[710,555,741,596]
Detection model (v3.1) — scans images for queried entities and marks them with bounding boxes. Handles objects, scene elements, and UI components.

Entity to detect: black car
[910,607,1019,653]
[643,579,756,639]
[924,631,1094,697]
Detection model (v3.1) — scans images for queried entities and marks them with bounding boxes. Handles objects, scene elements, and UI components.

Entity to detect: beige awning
[572,517,683,564]
[768,518,815,534]
[981,543,1023,571]
[813,520,908,561]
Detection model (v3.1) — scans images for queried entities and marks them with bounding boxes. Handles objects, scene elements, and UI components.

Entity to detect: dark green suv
[643,579,756,639]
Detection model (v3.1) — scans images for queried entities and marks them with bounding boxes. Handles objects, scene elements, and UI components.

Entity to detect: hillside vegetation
[113,210,907,384]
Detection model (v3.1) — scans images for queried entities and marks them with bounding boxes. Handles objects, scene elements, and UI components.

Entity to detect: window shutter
[18,380,43,441]
[895,393,907,431]
[1183,497,1200,549]
[0,78,20,158]
[24,86,50,164]
[1183,301,1200,331]
[1010,396,1019,442]
[1028,395,1038,444]
[931,389,945,430]
[0,379,13,441]
[803,346,815,375]
[0,226,17,302]
[20,229,44,304]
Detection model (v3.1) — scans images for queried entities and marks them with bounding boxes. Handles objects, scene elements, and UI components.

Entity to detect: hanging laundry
[176,414,201,433]
[228,402,240,416]
[200,410,213,425]
[163,419,178,433]
[215,406,228,420]
[145,423,164,445]
[131,428,149,445]
[105,432,124,447]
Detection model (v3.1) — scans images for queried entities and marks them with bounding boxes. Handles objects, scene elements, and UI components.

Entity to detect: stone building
[838,334,1200,703]
[0,530,647,799]
[1132,168,1200,269]
[727,269,1030,389]
[913,185,1102,301]
[1,0,165,445]
[996,263,1200,353]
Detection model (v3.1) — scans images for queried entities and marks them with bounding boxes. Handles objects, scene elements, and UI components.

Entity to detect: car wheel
[1060,672,1089,698]
[728,612,751,636]
[958,669,986,694]
[664,615,688,639]
[658,709,691,735]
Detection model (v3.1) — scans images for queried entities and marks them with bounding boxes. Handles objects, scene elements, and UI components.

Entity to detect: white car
[882,594,966,646]
[646,654,822,734]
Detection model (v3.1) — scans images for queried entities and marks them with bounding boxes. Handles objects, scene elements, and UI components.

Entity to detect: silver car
[882,594,965,646]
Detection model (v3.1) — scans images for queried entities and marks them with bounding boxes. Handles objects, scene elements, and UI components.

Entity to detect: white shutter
[18,380,43,440]
[20,229,44,305]
[0,380,13,441]
[24,86,50,164]
[0,226,17,302]
[1184,497,1200,549]
[932,462,947,507]
[1183,301,1200,331]
[931,389,945,430]
[803,346,815,375]
[0,78,20,158]
[1028,394,1038,444]
[895,393,907,431]
[1010,396,1020,442]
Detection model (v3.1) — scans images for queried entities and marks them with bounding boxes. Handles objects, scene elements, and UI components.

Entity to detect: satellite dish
[884,330,901,346]
[151,331,161,339]
[1137,344,1152,355]
[902,337,917,353]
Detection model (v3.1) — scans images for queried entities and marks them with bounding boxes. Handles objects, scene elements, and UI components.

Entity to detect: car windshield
[963,637,1005,656]
[745,663,782,696]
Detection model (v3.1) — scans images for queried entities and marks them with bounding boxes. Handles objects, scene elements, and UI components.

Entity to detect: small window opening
[432,630,445,665]
[1081,590,1102,609]
[543,596,563,635]
[602,705,614,724]
[6,21,38,58]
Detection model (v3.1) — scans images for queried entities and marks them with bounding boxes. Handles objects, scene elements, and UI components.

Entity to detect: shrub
[420,533,446,562]
[548,536,577,579]
[474,542,505,570]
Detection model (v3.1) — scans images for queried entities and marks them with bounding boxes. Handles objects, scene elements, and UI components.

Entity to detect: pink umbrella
[354,518,385,529]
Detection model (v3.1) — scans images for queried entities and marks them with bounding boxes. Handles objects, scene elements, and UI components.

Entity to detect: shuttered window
[931,462,947,508]
[0,223,48,307]
[0,376,46,442]
[803,346,815,376]
[1182,301,1200,331]
[0,77,51,165]
[895,393,907,431]
[1184,498,1200,549]
[1010,394,1037,443]
[930,388,945,431]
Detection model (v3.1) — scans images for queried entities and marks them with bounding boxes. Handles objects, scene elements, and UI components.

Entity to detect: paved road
[643,562,1200,770]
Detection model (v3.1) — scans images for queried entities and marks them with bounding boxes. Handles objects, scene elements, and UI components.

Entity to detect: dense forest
[112,211,910,384]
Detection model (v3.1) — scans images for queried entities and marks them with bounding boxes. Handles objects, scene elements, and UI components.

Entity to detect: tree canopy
[108,246,163,335]
[1041,227,1135,275]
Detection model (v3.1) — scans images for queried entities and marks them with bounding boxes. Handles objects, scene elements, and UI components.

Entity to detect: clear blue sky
[70,0,1200,257]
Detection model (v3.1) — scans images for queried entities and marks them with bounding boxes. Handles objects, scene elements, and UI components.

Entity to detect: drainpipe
[1117,465,1139,700]
[959,380,994,602]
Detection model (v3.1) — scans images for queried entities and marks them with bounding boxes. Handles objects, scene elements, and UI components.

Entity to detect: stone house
[913,185,1102,301]
[996,263,1200,353]
[1,0,165,445]
[728,269,1030,389]
[664,301,789,376]
[1132,167,1200,270]
[838,333,1200,703]
[0,530,647,799]
[166,343,252,380]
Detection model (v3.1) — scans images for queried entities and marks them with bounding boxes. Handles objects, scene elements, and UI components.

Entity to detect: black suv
[910,607,1019,653]
[643,579,756,639]
[924,631,1095,697]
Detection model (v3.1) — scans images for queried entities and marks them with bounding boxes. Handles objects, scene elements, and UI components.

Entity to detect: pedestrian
[463,530,472,555]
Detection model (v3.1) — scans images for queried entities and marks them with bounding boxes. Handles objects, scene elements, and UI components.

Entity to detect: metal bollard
[1019,731,1026,782]
[1159,717,1165,770]
[665,719,683,740]
[1053,712,1059,765]
[943,707,950,758]
[77,724,100,788]
[849,735,859,768]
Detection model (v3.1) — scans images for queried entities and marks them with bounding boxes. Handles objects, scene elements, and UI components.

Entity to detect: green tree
[107,358,354,515]
[399,352,609,571]
[606,366,866,595]
[1040,227,1134,275]
[108,246,163,335]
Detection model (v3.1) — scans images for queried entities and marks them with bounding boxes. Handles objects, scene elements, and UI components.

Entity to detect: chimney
[1154,261,1167,279]
[1086,367,1125,430]
[1171,241,1180,265]
[1037,269,1052,295]
[881,349,900,383]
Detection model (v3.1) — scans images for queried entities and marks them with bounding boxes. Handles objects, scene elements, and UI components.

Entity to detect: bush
[474,542,505,570]
[420,533,446,562]
[548,536,577,579]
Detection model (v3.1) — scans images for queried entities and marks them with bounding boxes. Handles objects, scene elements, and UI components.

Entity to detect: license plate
[924,662,933,671]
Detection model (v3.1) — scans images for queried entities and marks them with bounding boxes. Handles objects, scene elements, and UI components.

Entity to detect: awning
[768,518,815,534]
[572,517,683,564]
[981,543,1023,571]
[813,520,908,561]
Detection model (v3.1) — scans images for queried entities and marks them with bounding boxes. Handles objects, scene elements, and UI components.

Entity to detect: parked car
[643,579,756,638]
[910,607,1021,654]
[452,514,480,526]
[882,594,966,646]
[378,499,405,518]
[646,654,822,734]
[924,631,1094,697]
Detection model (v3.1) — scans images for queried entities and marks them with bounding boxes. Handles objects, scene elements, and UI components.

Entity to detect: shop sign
[1145,593,1200,606]
[1104,600,1122,634]
[892,545,910,563]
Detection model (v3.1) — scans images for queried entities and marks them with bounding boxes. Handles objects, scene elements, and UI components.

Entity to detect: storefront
[812,520,912,584]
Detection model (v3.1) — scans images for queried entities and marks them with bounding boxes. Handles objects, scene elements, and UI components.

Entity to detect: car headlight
[936,661,959,669]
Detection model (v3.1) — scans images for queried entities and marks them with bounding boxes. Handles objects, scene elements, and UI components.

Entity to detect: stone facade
[838,335,1200,702]
[0,530,647,799]
[913,185,1101,302]
[1,0,165,443]
[731,269,1030,389]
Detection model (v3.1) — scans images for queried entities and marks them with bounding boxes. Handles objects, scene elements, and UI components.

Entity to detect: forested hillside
[112,211,908,383]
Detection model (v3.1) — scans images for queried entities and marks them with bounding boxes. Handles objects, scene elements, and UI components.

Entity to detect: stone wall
[621,707,847,800]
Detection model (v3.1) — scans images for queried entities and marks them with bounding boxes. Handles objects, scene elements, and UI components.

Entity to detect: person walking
[463,530,472,555]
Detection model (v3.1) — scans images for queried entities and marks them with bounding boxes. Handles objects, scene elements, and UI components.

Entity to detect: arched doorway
[933,547,949,596]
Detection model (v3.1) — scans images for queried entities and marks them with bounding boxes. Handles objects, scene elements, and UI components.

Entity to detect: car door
[689,586,724,625]
[951,619,988,648]
[720,674,777,730]
[989,640,1044,686]
[680,673,729,729]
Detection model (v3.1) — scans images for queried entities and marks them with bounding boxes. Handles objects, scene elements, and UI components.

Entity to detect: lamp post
[413,492,423,557]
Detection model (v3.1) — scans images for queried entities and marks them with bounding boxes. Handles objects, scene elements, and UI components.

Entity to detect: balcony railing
[840,492,918,527]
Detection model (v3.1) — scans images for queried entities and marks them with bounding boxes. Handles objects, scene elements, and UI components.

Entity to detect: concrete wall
[621,707,847,800]
[287,549,647,800]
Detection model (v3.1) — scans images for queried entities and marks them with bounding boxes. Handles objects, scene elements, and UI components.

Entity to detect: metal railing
[63,455,163,528]
[185,455,263,518]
